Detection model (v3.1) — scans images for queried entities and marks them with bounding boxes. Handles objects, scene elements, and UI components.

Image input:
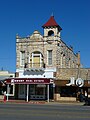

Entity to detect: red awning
[5,78,52,84]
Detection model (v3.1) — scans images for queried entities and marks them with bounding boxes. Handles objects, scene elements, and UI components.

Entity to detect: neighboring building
[0,70,14,100]
[0,70,14,80]
[5,16,90,102]
[55,68,90,101]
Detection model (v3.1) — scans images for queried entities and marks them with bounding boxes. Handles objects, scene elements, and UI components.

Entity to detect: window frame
[47,50,52,65]
[20,51,25,67]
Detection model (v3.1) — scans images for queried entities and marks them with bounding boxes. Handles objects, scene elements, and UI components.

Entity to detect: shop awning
[5,78,54,84]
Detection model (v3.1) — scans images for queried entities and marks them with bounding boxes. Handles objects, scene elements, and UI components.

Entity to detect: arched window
[48,30,54,36]
[30,51,43,68]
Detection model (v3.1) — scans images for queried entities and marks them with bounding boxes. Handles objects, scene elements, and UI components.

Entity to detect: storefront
[5,78,54,102]
[54,78,90,102]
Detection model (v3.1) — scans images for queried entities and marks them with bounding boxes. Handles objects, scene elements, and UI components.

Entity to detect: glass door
[18,84,25,99]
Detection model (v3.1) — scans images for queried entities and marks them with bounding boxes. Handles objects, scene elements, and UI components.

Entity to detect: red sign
[5,78,51,84]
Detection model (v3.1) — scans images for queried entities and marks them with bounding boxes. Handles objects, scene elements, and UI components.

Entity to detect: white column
[47,84,49,103]
[26,84,29,102]
[32,53,33,67]
[7,84,9,101]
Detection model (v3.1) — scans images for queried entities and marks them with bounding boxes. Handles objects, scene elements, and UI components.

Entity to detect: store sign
[76,78,84,87]
[66,77,84,87]
[5,78,51,84]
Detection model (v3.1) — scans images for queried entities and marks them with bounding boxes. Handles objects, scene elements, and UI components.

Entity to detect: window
[47,50,52,65]
[31,51,43,68]
[60,86,76,97]
[48,30,54,36]
[68,58,71,68]
[19,85,25,95]
[20,51,25,66]
[7,84,15,96]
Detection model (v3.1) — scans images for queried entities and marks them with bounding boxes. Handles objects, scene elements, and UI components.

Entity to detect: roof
[42,16,62,30]
[0,76,9,81]
[30,30,42,39]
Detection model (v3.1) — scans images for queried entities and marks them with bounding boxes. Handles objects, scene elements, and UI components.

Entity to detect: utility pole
[77,51,81,78]
[76,51,81,101]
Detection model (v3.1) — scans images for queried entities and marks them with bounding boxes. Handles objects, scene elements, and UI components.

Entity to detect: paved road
[0,102,90,120]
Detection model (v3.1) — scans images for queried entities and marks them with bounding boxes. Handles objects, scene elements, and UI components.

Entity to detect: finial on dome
[51,12,54,17]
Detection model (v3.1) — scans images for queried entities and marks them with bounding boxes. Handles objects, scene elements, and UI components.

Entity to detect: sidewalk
[0,99,85,105]
[46,101,85,105]
[0,99,46,104]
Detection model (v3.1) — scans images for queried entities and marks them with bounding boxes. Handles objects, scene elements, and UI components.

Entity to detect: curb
[0,100,46,104]
[0,100,84,105]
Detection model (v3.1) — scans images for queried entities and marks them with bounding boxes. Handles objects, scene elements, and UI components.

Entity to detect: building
[0,70,14,100]
[55,68,90,101]
[5,15,90,102]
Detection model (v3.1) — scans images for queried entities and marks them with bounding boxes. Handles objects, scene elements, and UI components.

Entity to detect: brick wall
[56,68,90,80]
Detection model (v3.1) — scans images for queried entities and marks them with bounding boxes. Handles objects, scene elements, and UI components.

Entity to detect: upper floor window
[48,30,54,36]
[47,50,52,65]
[31,51,43,68]
[60,54,63,68]
[20,51,25,66]
[68,58,71,68]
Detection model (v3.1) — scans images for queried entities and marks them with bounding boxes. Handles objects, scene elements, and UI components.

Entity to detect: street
[0,102,90,120]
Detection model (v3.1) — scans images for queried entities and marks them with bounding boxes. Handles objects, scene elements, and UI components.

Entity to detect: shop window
[7,84,15,96]
[36,87,43,95]
[60,86,76,97]
[19,85,24,95]
[30,85,35,95]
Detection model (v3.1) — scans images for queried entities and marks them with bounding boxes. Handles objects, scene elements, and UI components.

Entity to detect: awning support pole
[26,84,29,102]
[47,84,49,103]
[7,84,9,101]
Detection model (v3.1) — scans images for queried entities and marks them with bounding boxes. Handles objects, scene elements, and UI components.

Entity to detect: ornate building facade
[5,16,90,102]
[16,16,78,72]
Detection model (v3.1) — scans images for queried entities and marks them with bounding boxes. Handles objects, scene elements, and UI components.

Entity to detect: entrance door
[18,85,25,99]
[36,86,45,99]
[29,85,46,99]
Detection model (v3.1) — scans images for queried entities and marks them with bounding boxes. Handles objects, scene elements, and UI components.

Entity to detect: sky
[0,0,90,72]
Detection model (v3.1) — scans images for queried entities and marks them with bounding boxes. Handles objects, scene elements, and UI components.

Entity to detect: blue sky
[0,0,90,72]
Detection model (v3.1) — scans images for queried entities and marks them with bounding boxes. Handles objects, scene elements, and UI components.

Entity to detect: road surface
[0,102,90,120]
